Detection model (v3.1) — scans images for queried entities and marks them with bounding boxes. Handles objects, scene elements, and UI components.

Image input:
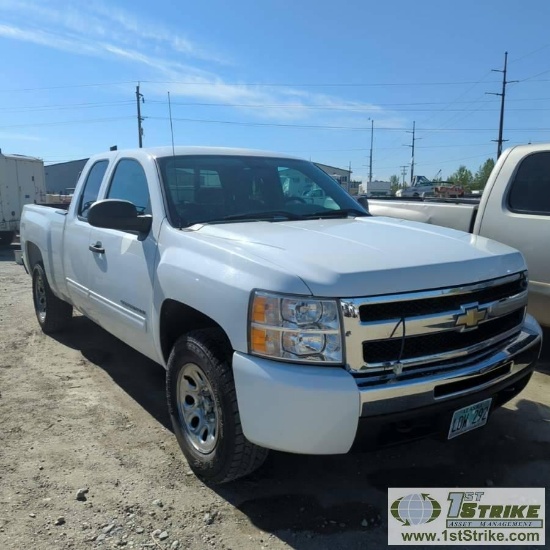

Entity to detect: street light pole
[369,119,374,185]
[487,52,518,158]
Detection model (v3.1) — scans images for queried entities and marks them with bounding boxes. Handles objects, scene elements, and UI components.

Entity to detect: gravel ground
[0,244,549,549]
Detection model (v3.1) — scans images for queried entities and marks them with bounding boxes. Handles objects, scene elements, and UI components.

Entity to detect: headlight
[249,291,343,363]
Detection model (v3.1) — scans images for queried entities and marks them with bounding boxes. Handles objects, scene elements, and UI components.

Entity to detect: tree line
[389,158,496,192]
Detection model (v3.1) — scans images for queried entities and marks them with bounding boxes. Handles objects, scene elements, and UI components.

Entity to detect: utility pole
[136,84,145,148]
[400,165,408,185]
[405,121,419,184]
[487,52,518,159]
[368,119,374,185]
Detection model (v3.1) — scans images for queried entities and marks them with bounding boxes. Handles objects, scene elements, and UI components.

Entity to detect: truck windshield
[156,155,368,227]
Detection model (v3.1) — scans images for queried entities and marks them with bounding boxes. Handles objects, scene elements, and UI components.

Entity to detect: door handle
[89,242,105,254]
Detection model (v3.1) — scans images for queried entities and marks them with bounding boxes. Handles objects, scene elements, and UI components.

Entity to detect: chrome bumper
[359,314,542,417]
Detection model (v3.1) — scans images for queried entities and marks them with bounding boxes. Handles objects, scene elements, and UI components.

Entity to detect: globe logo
[391,493,441,526]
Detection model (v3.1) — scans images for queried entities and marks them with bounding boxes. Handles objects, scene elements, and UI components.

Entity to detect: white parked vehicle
[359,180,392,197]
[368,144,550,329]
[20,147,542,483]
[0,153,45,244]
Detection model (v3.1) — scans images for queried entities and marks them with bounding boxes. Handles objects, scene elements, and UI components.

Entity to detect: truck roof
[90,146,302,161]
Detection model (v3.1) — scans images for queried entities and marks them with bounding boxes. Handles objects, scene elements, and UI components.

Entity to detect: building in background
[44,159,88,194]
[314,163,352,192]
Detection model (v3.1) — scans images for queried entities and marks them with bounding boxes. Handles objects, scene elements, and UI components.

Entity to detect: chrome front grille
[341,272,528,379]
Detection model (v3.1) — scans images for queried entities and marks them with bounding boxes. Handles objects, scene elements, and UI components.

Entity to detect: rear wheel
[166,329,268,484]
[32,263,73,333]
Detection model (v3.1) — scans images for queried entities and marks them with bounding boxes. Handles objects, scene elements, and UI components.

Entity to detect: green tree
[448,165,474,188]
[389,174,401,195]
[472,158,495,190]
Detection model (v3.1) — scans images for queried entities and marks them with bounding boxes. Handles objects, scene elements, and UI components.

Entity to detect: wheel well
[159,300,231,363]
[26,242,43,270]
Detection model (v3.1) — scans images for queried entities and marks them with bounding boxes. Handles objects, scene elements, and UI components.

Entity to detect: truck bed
[367,197,479,233]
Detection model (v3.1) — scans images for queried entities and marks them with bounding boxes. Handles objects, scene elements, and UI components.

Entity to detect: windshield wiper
[301,208,369,219]
[220,210,305,222]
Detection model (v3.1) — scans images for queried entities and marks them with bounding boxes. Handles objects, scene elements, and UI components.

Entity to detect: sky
[1,0,550,183]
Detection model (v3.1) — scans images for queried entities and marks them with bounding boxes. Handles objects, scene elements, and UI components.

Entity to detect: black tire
[32,263,73,334]
[166,329,268,484]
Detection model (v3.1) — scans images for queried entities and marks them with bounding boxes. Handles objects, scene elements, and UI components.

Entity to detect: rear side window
[508,152,550,215]
[107,159,151,214]
[78,160,109,219]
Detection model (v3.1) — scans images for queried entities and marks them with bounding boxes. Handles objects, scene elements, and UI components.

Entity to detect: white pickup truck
[368,144,550,329]
[20,146,542,483]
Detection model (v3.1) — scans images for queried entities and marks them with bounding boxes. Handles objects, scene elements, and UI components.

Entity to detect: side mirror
[88,199,152,234]
[356,196,369,211]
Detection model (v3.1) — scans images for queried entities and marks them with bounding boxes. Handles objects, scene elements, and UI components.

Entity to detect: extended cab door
[86,157,160,360]
[63,159,110,313]
[477,149,550,326]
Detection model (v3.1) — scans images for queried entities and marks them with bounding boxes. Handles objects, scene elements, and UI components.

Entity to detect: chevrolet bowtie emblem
[455,305,487,330]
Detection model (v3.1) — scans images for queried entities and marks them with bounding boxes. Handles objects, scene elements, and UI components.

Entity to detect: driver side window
[78,160,109,219]
[107,159,151,215]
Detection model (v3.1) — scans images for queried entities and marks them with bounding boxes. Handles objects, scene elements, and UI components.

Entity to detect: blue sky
[1,0,550,182]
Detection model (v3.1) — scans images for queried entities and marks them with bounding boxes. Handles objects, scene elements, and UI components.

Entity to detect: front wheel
[166,329,268,484]
[32,263,73,333]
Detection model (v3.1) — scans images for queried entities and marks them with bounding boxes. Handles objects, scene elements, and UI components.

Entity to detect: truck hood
[194,216,525,297]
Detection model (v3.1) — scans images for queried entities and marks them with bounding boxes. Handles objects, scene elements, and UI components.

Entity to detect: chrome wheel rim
[34,271,47,322]
[177,363,218,454]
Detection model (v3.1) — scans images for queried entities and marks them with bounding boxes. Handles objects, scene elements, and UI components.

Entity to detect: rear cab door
[476,146,550,326]
[62,158,110,313]
[86,152,162,361]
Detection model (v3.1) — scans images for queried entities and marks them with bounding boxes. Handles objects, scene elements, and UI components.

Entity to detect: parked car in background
[302,186,338,208]
[396,175,464,198]
[368,143,550,328]
[396,175,436,197]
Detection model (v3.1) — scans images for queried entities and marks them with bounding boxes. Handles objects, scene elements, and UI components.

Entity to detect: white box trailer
[0,153,46,244]
[359,180,392,197]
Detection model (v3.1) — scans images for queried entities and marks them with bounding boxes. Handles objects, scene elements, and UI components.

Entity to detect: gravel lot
[1,244,549,549]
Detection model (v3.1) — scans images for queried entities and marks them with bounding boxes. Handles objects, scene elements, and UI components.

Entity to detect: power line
[510,43,550,64]
[145,116,550,132]
[138,99,549,112]
[0,116,134,129]
[0,81,137,93]
[375,152,496,171]
[0,100,133,113]
[141,79,504,87]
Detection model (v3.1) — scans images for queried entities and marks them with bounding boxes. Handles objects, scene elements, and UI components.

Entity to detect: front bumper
[232,314,542,454]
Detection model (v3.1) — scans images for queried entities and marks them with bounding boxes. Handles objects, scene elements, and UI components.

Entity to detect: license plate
[448,398,492,439]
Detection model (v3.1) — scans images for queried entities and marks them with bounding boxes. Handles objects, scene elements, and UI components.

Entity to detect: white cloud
[0,0,405,127]
[0,0,227,64]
